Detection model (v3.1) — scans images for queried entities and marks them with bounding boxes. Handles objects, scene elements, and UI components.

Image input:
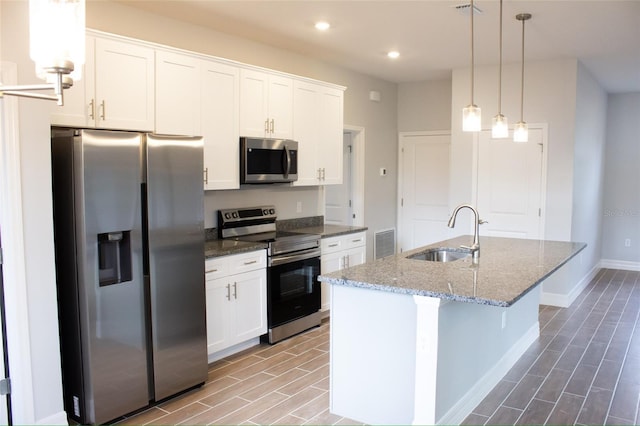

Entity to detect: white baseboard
[436,322,540,425]
[207,337,260,363]
[36,410,68,425]
[540,264,600,308]
[600,259,640,271]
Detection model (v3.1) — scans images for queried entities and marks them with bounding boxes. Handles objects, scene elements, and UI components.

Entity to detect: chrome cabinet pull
[264,119,269,133]
[233,282,237,299]
[226,283,231,301]
[270,119,275,133]
[99,100,106,120]
[205,268,218,273]
[243,260,257,265]
[204,167,208,184]
[328,243,339,248]
[322,168,326,180]
[88,99,95,120]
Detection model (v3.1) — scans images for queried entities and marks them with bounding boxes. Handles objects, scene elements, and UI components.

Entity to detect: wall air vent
[374,228,396,259]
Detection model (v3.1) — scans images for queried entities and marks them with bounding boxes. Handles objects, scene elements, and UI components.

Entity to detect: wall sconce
[0,0,85,106]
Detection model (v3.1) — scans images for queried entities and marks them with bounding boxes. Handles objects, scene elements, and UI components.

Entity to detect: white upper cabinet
[239,69,293,139]
[155,50,201,136]
[51,34,155,131]
[201,60,240,190]
[293,80,344,186]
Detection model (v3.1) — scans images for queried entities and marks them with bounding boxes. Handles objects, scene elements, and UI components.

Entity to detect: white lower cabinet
[320,232,366,312]
[205,250,267,356]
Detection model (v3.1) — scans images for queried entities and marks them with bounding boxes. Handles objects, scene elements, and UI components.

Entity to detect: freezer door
[77,129,149,424]
[145,134,207,400]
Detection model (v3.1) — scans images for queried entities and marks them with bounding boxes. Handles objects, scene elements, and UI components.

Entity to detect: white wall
[0,2,65,423]
[601,92,640,264]
[86,2,398,260]
[451,59,579,241]
[397,79,452,132]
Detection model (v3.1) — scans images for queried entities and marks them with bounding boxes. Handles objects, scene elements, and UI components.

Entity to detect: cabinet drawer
[206,249,267,280]
[229,250,267,275]
[321,236,344,254]
[346,232,366,249]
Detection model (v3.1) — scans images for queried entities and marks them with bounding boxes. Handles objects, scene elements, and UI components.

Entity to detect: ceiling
[115,0,640,93]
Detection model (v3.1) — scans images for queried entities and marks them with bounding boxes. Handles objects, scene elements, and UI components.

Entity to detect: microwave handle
[283,144,291,179]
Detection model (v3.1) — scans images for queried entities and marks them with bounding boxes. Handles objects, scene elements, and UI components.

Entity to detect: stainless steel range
[218,206,322,344]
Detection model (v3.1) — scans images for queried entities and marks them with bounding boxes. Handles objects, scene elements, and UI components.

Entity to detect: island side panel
[434,286,541,424]
[330,284,424,425]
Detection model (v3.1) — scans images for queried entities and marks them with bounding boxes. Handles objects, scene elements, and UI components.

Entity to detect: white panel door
[325,134,352,225]
[267,74,293,139]
[233,269,267,343]
[399,133,451,252]
[239,69,269,137]
[476,128,544,239]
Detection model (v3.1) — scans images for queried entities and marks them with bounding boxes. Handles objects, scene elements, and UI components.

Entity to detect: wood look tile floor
[117,268,639,425]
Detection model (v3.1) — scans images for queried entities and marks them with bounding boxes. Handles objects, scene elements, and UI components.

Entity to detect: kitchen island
[318,235,585,425]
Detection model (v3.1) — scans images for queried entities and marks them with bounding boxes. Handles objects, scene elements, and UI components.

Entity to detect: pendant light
[462,0,481,132]
[491,0,508,138]
[514,13,531,142]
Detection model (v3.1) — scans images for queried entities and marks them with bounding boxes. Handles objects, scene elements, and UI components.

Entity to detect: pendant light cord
[498,0,503,114]
[519,14,525,121]
[470,0,475,105]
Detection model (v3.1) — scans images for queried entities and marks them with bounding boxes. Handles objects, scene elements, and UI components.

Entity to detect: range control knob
[224,213,231,219]
[269,208,275,214]
[232,212,238,218]
[263,209,269,215]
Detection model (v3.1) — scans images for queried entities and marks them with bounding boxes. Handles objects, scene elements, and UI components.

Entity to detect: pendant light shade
[462,0,481,132]
[514,13,531,143]
[492,0,508,139]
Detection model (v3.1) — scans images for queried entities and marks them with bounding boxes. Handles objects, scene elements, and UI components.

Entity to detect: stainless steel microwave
[240,137,298,184]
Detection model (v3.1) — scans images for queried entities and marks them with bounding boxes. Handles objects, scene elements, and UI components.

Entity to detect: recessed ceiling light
[315,21,331,31]
[387,51,400,59]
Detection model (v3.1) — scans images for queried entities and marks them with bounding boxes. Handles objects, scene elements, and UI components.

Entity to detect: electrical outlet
[296,201,302,213]
[625,238,631,247]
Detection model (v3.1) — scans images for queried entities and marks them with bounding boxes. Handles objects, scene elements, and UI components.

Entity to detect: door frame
[471,123,549,239]
[397,130,451,253]
[0,62,34,424]
[341,125,365,227]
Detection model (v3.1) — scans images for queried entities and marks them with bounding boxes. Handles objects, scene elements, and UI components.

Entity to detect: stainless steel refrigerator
[51,128,207,425]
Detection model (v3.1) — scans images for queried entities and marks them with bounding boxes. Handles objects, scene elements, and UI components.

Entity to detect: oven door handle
[269,248,320,267]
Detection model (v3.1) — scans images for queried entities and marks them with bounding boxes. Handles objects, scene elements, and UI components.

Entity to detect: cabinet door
[202,60,240,190]
[317,87,344,185]
[50,36,95,127]
[320,251,344,312]
[155,50,201,136]
[267,74,293,139]
[206,276,233,355]
[94,37,155,131]
[239,69,269,137]
[292,80,320,186]
[346,246,366,269]
[233,269,267,343]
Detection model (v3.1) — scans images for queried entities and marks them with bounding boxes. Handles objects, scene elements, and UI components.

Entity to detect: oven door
[267,248,320,328]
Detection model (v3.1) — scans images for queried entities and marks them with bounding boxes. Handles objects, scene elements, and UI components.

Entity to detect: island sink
[407,247,471,262]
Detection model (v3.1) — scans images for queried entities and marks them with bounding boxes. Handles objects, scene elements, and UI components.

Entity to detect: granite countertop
[205,239,267,259]
[319,235,586,307]
[291,224,368,238]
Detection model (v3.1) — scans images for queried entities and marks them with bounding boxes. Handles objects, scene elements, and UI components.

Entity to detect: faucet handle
[479,219,488,225]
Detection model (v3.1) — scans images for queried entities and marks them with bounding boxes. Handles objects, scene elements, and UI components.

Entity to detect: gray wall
[601,92,640,263]
[86,2,399,260]
[397,79,452,132]
[570,63,608,288]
